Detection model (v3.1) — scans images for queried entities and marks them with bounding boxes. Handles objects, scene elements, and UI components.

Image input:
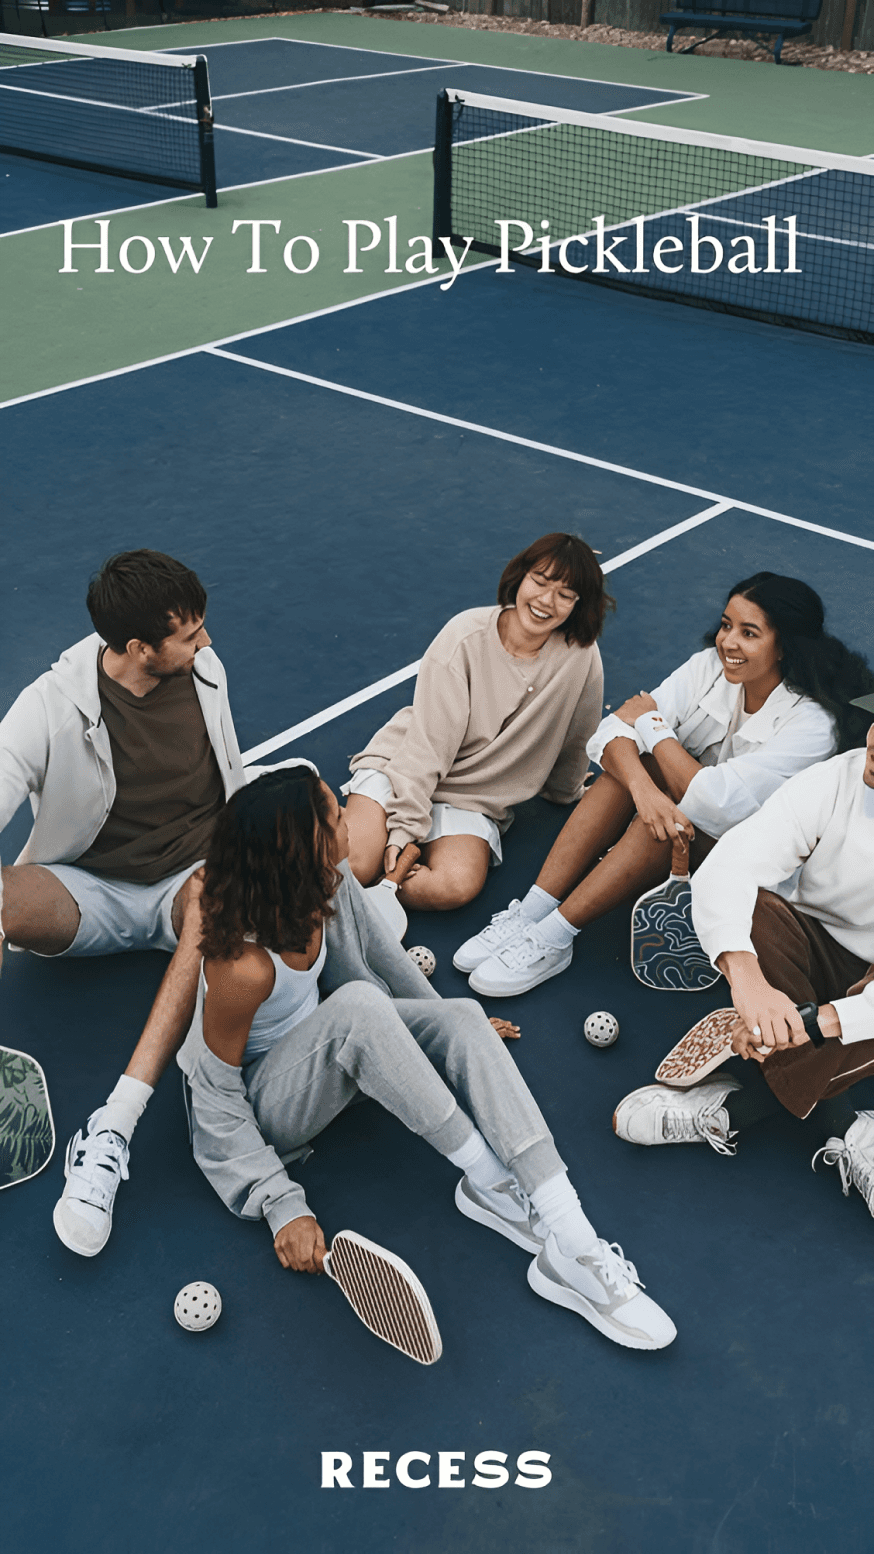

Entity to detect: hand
[489,1016,521,1041]
[631,781,694,845]
[727,967,806,1055]
[274,1215,326,1273]
[615,692,658,726]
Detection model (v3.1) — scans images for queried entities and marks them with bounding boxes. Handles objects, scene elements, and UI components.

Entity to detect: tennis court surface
[3,14,874,1554]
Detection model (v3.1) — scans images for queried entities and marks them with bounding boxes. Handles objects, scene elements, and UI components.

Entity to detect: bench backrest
[668,0,822,19]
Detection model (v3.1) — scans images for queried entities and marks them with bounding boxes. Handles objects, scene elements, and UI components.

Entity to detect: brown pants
[751,890,874,1119]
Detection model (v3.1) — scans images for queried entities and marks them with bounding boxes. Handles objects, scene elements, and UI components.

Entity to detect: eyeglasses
[528,571,579,608]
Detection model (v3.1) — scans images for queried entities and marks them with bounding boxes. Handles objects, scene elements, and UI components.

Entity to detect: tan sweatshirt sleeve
[383,647,473,850]
[539,646,604,805]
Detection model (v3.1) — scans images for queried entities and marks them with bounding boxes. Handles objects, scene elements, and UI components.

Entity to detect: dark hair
[87,549,207,654]
[706,572,874,753]
[496,533,614,647]
[200,767,341,961]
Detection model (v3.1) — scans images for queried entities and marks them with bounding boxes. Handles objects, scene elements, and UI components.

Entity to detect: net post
[432,88,452,248]
[194,55,217,210]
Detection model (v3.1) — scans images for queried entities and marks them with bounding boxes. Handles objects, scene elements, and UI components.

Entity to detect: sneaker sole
[654,1008,739,1089]
[526,1256,675,1351]
[454,1178,543,1253]
[52,1197,110,1257]
[468,954,572,998]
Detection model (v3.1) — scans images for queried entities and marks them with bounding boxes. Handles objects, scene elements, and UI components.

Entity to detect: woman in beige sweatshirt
[343,534,610,911]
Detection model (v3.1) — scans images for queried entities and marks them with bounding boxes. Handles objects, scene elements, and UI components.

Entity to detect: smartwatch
[796,1001,826,1048]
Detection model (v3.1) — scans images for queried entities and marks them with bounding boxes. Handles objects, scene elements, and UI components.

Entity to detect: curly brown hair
[200,767,342,961]
[496,533,615,647]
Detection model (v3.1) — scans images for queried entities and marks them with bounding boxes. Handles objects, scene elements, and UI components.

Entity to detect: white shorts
[344,768,512,867]
[39,859,203,957]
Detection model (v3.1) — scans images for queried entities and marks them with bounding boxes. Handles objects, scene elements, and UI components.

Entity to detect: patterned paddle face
[631,878,721,992]
[0,1046,55,1190]
[325,1230,442,1365]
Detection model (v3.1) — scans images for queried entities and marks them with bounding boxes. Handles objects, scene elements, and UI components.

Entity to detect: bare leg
[399,835,491,911]
[123,870,204,1086]
[558,815,670,928]
[344,794,389,885]
[0,864,81,954]
[534,774,637,901]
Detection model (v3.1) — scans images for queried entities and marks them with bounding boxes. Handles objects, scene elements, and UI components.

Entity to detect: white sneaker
[52,1112,130,1257]
[812,1111,874,1217]
[455,1175,546,1253]
[468,923,573,997]
[612,1077,741,1155]
[453,900,526,974]
[528,1233,677,1350]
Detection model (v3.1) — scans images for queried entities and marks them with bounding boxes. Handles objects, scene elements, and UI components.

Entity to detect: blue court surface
[4,36,697,232]
[3,255,874,1552]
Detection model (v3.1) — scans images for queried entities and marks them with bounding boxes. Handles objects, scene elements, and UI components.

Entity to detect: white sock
[530,1172,598,1258]
[446,1129,508,1191]
[535,908,579,951]
[97,1075,153,1144]
[520,885,560,923]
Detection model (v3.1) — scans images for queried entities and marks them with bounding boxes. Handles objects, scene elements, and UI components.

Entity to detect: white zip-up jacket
[586,648,836,839]
[0,634,246,867]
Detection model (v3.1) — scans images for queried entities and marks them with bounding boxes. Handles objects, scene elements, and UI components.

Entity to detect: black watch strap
[796,1001,826,1048]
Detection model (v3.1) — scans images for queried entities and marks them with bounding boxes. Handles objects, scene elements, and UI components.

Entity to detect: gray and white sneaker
[612,1077,741,1155]
[528,1233,677,1350]
[455,1175,545,1253]
[468,923,572,997]
[453,900,526,974]
[812,1111,874,1216]
[52,1111,130,1257]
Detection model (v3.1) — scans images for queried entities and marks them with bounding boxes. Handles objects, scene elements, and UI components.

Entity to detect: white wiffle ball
[407,945,436,978]
[584,1011,619,1048]
[174,1282,222,1332]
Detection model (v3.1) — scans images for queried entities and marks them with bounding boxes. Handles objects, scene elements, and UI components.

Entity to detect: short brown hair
[497,533,614,647]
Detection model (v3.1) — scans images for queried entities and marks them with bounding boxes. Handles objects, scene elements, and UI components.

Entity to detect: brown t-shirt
[77,654,226,884]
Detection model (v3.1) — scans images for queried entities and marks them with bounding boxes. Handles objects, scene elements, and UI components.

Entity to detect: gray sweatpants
[244,982,564,1196]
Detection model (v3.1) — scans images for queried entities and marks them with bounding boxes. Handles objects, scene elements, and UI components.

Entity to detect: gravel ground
[345,8,874,73]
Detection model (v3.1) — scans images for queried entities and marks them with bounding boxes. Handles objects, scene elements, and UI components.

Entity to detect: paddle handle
[670,832,691,880]
[384,842,421,889]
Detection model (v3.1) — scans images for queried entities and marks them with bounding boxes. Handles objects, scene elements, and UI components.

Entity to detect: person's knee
[330,980,390,1019]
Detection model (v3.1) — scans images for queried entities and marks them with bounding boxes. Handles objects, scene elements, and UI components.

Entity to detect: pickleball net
[432,88,874,342]
[0,32,217,204]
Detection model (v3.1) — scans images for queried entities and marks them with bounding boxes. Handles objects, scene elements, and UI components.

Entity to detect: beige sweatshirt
[349,605,604,850]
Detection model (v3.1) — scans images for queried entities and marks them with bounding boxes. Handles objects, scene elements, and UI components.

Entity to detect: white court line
[210,121,380,157]
[203,347,874,554]
[239,499,722,763]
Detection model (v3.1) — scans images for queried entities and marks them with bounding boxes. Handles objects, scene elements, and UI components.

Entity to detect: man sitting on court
[613,693,874,1214]
[0,549,246,1257]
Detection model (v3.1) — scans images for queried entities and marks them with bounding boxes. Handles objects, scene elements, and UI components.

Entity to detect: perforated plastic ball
[174,1282,222,1332]
[584,1011,619,1048]
[407,945,436,978]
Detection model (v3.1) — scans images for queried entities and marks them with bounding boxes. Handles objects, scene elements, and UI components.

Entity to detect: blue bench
[659,0,823,62]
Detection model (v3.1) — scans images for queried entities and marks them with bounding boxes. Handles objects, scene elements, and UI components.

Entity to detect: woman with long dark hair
[176,765,676,1351]
[456,572,874,997]
[343,533,611,911]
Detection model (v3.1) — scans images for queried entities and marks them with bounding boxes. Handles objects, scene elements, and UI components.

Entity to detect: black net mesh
[437,94,874,342]
[0,37,207,190]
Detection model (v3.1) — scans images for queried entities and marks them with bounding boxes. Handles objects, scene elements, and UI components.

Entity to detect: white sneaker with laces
[528,1233,677,1350]
[468,922,573,997]
[52,1111,130,1257]
[453,900,526,974]
[812,1111,874,1217]
[612,1077,741,1155]
[455,1174,546,1253]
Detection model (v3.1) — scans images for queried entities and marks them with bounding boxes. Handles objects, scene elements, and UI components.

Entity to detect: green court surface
[1,12,872,403]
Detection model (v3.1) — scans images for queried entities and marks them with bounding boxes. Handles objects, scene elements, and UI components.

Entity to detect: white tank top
[239,930,327,1062]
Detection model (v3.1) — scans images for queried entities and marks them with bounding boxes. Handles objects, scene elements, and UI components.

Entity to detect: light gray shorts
[344,768,512,867]
[40,859,204,957]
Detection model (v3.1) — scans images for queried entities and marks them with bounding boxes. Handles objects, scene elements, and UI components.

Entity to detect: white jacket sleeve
[691,768,837,962]
[0,685,51,835]
[585,652,708,768]
[833,984,874,1045]
[680,703,836,838]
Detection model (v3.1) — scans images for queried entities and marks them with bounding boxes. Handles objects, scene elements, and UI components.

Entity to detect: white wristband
[634,710,679,754]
